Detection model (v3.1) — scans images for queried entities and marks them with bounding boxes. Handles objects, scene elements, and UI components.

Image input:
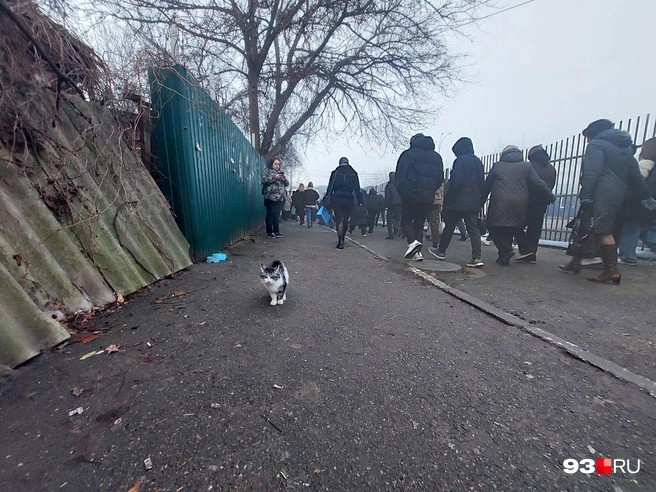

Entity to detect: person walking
[303,182,320,228]
[384,172,402,239]
[481,145,555,265]
[326,157,364,249]
[559,120,655,283]
[427,183,444,248]
[618,137,656,264]
[291,183,305,223]
[395,133,444,260]
[515,145,557,263]
[261,156,289,238]
[366,188,385,233]
[282,190,292,220]
[429,137,485,267]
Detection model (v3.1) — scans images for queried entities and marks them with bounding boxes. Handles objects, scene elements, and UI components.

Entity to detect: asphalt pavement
[0,219,654,491]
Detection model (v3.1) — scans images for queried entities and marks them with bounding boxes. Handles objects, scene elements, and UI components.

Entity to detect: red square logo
[596,458,612,474]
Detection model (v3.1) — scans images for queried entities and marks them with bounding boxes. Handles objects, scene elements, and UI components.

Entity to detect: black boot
[588,244,621,285]
[336,237,345,249]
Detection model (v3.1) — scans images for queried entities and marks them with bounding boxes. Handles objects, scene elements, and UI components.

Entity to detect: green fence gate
[149,65,265,262]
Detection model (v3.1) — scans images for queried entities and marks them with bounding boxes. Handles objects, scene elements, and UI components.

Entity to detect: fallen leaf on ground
[290,343,302,349]
[116,293,125,303]
[80,351,97,360]
[127,479,142,492]
[80,334,99,344]
[172,291,186,297]
[71,387,84,397]
[313,468,321,474]
[106,344,121,354]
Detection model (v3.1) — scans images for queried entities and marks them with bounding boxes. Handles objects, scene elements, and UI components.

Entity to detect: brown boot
[558,257,581,274]
[588,244,621,285]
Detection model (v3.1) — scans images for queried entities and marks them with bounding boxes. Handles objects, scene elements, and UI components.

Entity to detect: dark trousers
[489,226,522,262]
[367,209,381,232]
[401,202,431,244]
[517,203,548,255]
[387,205,401,236]
[264,199,285,234]
[439,211,482,258]
[332,197,354,241]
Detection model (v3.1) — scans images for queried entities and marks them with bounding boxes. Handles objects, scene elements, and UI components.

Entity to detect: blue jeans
[619,219,656,261]
[305,207,314,227]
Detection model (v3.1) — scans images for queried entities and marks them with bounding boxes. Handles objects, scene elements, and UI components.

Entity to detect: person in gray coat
[481,145,555,265]
[559,119,656,284]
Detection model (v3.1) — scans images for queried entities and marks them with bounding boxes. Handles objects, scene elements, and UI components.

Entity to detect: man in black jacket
[395,134,444,260]
[430,137,485,267]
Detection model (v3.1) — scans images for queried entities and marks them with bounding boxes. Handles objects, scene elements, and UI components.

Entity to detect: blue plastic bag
[206,252,227,263]
[317,206,331,226]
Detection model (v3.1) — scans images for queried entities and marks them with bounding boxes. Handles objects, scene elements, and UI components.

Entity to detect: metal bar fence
[478,114,655,249]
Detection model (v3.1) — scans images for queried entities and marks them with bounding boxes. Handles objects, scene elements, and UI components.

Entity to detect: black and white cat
[260,260,289,306]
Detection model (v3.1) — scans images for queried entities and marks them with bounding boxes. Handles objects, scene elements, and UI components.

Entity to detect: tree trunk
[247,71,261,153]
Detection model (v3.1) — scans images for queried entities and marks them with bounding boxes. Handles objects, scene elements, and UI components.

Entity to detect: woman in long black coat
[559,119,655,284]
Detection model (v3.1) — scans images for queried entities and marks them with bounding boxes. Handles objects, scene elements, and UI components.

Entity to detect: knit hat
[582,119,614,139]
[339,156,349,166]
[528,144,550,165]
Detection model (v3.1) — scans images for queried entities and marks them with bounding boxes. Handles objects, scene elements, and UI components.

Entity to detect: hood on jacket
[452,137,474,157]
[582,119,614,139]
[410,134,436,151]
[594,129,633,149]
[500,146,524,163]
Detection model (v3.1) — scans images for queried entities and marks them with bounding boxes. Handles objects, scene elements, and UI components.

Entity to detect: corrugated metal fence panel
[150,65,265,262]
[0,89,193,368]
[478,114,656,244]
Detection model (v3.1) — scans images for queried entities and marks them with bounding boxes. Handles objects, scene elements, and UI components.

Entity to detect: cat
[260,260,289,306]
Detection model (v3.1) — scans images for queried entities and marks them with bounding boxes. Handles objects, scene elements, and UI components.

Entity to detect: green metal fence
[149,65,265,262]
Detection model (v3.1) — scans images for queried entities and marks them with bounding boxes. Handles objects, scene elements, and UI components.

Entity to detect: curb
[330,222,656,398]
[408,266,656,399]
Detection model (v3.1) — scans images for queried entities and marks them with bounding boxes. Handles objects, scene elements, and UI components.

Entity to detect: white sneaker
[413,252,424,261]
[404,240,423,259]
[481,238,492,246]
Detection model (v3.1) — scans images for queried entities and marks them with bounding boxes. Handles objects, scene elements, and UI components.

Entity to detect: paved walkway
[0,220,654,491]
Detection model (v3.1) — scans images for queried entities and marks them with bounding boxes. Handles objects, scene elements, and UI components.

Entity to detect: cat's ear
[260,263,266,273]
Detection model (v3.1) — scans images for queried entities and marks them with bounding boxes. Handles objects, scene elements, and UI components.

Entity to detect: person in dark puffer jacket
[326,157,364,249]
[482,145,555,266]
[432,137,485,267]
[559,119,656,283]
[395,133,444,261]
[515,145,557,264]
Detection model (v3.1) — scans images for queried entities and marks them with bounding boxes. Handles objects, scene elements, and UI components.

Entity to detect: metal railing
[480,114,655,245]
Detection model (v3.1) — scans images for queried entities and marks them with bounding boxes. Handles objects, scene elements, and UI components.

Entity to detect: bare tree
[44,0,490,160]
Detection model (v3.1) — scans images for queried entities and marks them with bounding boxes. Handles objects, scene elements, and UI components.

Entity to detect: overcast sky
[296,0,656,188]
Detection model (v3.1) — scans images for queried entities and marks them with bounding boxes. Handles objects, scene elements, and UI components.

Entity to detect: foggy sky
[297,0,656,188]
